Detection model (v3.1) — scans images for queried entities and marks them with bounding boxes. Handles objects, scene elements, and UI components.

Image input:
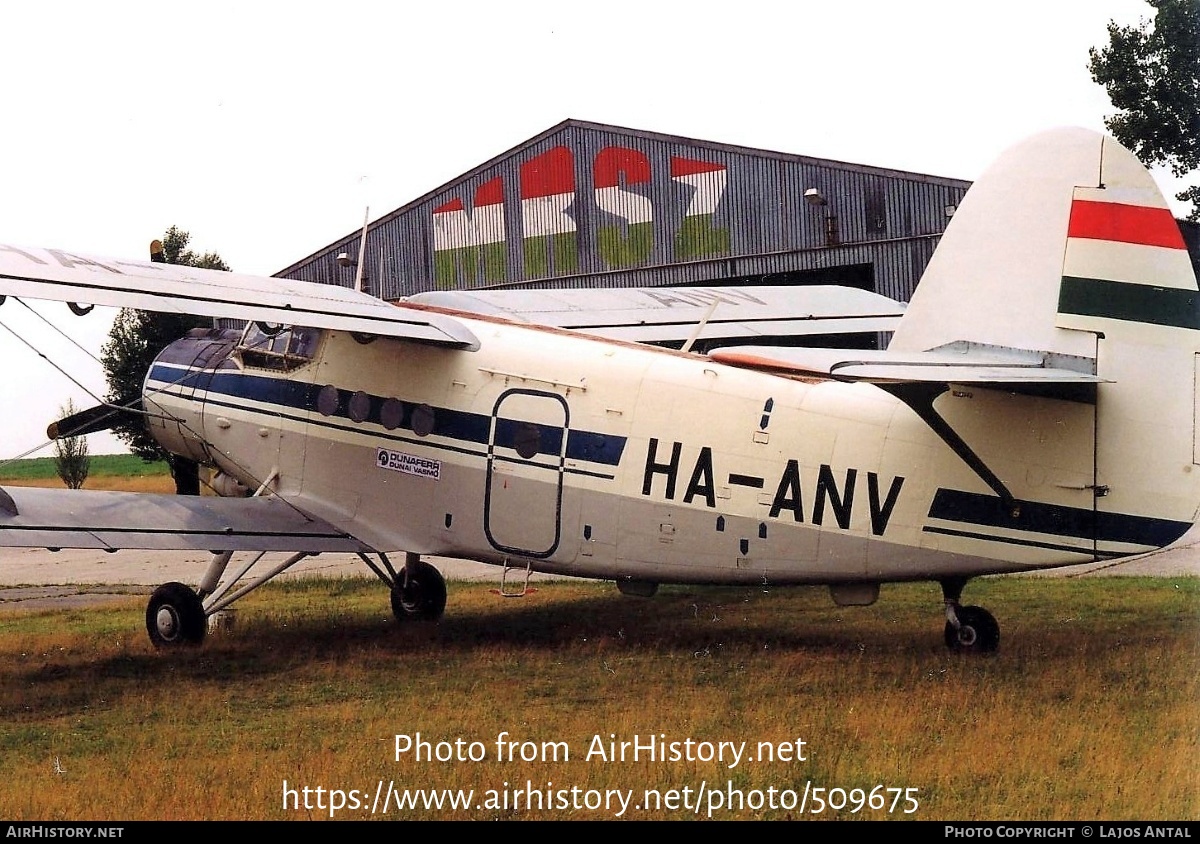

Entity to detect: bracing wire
[2,308,324,522]
[0,304,289,499]
[14,298,104,364]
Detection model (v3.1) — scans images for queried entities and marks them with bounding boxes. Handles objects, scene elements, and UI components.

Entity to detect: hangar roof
[276,118,970,279]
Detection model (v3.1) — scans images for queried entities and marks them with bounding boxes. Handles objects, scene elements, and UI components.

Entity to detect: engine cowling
[143,327,241,465]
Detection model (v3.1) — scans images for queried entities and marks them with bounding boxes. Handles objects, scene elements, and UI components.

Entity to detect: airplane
[0,126,1195,654]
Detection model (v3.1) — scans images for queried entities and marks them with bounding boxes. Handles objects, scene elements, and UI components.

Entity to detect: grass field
[0,575,1195,821]
[0,454,168,481]
[0,455,174,492]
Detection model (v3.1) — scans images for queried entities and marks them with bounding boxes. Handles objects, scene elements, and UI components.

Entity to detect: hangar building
[277,120,972,305]
[277,119,1200,309]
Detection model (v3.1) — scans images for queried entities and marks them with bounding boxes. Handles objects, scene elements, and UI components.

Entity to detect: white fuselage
[144,311,1190,587]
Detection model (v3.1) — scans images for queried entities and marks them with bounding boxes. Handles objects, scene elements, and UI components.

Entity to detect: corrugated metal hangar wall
[278,120,972,303]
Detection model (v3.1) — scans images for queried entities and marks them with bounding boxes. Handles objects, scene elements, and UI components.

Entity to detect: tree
[156,224,231,270]
[53,400,91,490]
[100,227,230,495]
[1088,0,1200,221]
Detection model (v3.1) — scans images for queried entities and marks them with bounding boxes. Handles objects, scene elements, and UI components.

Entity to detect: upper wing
[710,341,1106,384]
[0,244,479,349]
[0,485,372,552]
[409,285,901,344]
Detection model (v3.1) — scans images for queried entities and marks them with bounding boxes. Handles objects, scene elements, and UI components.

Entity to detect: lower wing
[0,486,371,552]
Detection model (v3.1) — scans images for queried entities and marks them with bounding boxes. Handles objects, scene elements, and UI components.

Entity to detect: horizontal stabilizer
[0,486,373,552]
[0,244,479,349]
[410,285,901,344]
[710,342,1106,384]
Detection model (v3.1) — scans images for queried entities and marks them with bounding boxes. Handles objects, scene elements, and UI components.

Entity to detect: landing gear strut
[356,551,447,622]
[143,550,449,647]
[145,550,314,648]
[940,578,1000,654]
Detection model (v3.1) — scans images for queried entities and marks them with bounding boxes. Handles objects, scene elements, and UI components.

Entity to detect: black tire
[390,560,447,622]
[146,582,207,647]
[944,605,1000,653]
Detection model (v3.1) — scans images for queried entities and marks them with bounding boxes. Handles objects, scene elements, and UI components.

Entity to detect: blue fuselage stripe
[148,364,627,467]
[927,488,1190,549]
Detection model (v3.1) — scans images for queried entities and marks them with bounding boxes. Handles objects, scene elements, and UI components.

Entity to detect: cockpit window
[238,324,321,371]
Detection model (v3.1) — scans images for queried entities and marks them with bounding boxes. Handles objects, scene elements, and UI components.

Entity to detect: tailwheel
[390,559,447,622]
[146,582,207,647]
[944,605,1000,654]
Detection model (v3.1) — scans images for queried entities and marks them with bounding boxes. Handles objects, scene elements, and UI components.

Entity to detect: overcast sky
[0,0,1186,458]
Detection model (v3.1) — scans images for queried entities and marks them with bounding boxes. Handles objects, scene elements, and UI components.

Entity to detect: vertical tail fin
[893,127,1200,543]
[892,126,1197,353]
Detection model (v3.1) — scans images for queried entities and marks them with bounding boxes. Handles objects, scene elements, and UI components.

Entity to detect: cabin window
[348,390,371,423]
[317,385,340,416]
[513,422,541,459]
[380,398,404,430]
[411,404,436,437]
[238,324,321,371]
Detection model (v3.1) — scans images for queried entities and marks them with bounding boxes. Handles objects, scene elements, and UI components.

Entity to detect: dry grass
[0,455,174,493]
[0,576,1195,820]
[0,475,175,493]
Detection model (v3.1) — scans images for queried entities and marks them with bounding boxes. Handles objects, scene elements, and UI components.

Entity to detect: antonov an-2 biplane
[0,127,1196,653]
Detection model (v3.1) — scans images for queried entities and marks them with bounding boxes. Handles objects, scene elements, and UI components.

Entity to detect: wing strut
[882,383,1020,516]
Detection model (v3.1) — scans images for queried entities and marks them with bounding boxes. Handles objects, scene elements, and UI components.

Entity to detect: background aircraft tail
[892,127,1200,542]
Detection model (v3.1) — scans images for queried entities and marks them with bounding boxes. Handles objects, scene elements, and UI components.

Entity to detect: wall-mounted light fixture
[804,187,838,246]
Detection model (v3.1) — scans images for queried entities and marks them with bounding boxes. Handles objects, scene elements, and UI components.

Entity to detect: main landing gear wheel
[944,605,1000,654]
[390,560,447,622]
[146,582,207,647]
